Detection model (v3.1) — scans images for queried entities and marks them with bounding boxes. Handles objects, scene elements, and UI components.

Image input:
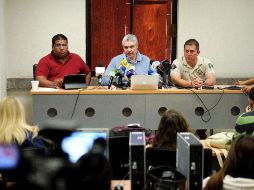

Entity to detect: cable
[71,89,82,119]
[189,89,225,122]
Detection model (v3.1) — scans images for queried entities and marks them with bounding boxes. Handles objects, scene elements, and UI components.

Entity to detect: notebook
[130,75,159,90]
[63,74,86,90]
[61,128,109,163]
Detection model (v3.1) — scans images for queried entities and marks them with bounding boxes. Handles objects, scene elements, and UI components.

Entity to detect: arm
[235,78,254,85]
[36,76,63,88]
[204,73,216,86]
[85,72,91,85]
[171,74,193,87]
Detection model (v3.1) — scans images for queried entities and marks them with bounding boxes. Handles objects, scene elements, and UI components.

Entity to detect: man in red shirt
[36,34,91,88]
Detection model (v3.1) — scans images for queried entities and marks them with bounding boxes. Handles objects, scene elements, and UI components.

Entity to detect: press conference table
[31,86,247,130]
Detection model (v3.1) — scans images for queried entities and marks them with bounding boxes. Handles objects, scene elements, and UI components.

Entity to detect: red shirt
[36,52,90,81]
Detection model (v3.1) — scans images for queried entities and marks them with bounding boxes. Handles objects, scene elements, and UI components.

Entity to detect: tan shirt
[171,56,215,81]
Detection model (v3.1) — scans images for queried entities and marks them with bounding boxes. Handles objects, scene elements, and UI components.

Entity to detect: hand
[235,80,245,85]
[53,78,63,88]
[242,86,252,95]
[193,77,203,88]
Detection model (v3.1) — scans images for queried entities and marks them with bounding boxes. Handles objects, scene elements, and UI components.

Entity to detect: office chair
[146,147,176,169]
[33,64,37,80]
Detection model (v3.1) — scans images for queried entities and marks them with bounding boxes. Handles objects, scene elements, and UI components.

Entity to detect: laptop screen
[63,74,86,90]
[61,128,108,163]
[130,75,159,90]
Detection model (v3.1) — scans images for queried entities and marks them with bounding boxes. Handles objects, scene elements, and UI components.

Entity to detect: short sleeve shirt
[171,56,215,81]
[36,52,90,81]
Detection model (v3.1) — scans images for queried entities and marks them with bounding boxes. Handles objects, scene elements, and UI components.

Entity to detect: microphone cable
[189,89,225,122]
[70,89,82,119]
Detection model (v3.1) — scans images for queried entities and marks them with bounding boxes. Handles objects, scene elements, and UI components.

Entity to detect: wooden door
[88,0,173,72]
[133,0,171,61]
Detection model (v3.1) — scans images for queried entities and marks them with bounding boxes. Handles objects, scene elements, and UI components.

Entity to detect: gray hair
[122,34,138,46]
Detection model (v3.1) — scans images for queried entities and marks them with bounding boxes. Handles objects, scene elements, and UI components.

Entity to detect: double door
[87,0,174,71]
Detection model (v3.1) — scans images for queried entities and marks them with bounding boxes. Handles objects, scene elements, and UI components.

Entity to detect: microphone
[151,61,162,71]
[125,66,136,79]
[118,58,130,70]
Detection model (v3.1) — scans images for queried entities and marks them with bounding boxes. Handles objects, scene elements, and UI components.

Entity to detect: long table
[31,86,248,130]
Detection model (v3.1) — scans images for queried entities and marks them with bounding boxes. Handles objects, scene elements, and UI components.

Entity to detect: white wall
[6,0,86,78]
[178,0,254,78]
[0,0,6,99]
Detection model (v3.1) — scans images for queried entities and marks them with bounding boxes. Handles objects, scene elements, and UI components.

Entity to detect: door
[87,0,174,73]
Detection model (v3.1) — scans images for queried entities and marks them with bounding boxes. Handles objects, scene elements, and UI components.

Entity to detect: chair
[33,64,37,80]
[146,147,176,169]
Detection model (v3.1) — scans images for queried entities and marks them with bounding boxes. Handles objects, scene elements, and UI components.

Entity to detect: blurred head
[153,109,191,149]
[0,96,26,130]
[184,39,200,65]
[64,153,112,190]
[0,96,38,144]
[122,34,138,61]
[205,135,254,190]
[52,34,69,60]
[224,135,254,178]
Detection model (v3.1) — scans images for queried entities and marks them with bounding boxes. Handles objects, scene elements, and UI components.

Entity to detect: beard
[53,51,68,60]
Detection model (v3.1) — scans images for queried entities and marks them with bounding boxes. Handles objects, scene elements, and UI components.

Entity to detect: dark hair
[184,39,199,51]
[249,87,254,101]
[204,135,254,190]
[152,109,192,149]
[63,153,112,190]
[52,34,68,46]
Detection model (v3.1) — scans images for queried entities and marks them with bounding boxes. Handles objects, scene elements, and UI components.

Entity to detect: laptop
[61,128,109,163]
[63,74,86,90]
[130,75,159,90]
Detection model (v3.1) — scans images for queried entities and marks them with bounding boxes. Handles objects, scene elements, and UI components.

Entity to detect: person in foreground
[171,39,216,88]
[36,34,91,88]
[235,77,254,94]
[0,96,45,148]
[233,87,254,139]
[151,109,193,150]
[101,34,153,86]
[203,135,254,190]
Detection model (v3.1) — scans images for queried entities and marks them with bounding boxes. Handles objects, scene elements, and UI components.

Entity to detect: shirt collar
[182,56,201,69]
[123,51,142,64]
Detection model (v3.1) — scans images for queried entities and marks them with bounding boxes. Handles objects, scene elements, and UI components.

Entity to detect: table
[31,86,247,130]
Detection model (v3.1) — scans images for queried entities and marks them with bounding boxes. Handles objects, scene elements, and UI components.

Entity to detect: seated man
[171,39,216,88]
[36,34,91,88]
[101,34,153,86]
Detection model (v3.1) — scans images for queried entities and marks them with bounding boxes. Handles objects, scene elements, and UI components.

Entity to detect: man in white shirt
[171,39,216,88]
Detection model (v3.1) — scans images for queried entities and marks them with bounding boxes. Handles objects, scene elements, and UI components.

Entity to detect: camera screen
[0,144,20,170]
[61,131,107,163]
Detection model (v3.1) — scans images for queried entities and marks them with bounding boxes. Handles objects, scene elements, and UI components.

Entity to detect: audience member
[36,34,91,88]
[235,77,254,94]
[63,153,112,190]
[101,34,153,86]
[171,39,216,88]
[204,135,254,190]
[0,96,45,149]
[151,109,193,150]
[233,87,254,139]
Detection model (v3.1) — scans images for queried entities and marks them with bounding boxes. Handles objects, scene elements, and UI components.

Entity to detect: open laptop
[61,128,109,163]
[130,75,159,90]
[63,74,86,90]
